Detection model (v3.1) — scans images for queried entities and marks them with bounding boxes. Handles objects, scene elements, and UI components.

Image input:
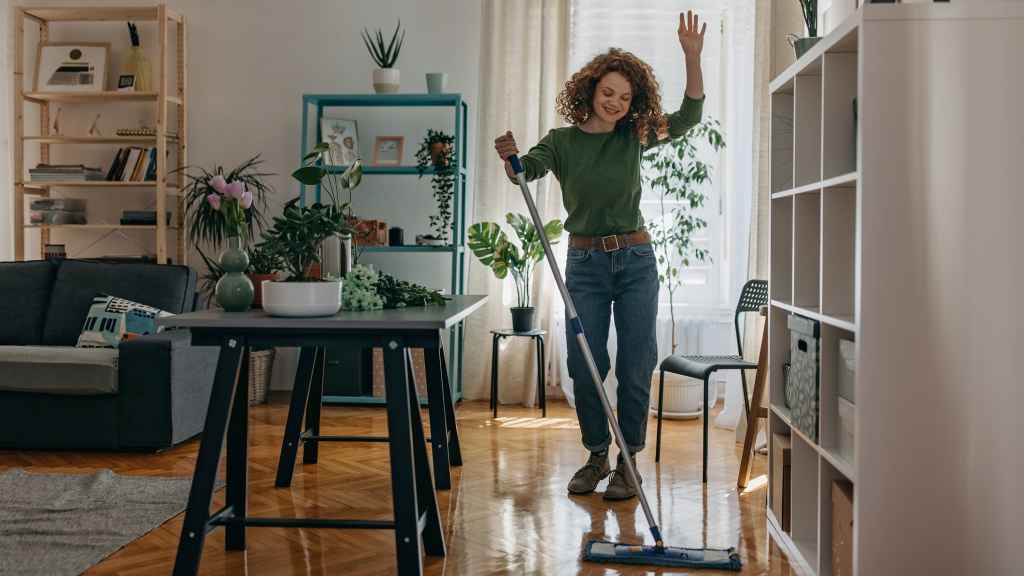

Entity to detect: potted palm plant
[469,213,563,332]
[362,20,404,93]
[642,118,725,418]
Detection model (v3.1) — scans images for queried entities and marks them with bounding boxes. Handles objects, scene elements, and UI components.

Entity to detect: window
[569,0,756,311]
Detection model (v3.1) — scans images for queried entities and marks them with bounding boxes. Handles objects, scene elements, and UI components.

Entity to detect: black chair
[655,279,769,483]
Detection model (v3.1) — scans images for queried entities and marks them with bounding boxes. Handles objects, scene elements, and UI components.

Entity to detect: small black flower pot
[510,307,536,333]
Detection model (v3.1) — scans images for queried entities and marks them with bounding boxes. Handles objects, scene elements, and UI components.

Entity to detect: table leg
[275,346,316,488]
[382,340,428,575]
[423,346,451,490]
[405,350,445,557]
[537,335,546,418]
[225,345,250,550]
[304,347,325,464]
[438,340,462,466]
[172,337,244,576]
[490,333,499,418]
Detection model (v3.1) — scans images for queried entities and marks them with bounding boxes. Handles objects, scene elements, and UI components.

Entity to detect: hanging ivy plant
[415,129,456,243]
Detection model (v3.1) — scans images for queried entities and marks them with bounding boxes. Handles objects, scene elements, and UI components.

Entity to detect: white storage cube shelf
[768,9,859,576]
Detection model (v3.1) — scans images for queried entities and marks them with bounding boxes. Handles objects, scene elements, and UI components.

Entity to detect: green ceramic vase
[215,236,254,312]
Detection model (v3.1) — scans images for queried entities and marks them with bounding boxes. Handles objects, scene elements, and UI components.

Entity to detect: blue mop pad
[583,540,742,571]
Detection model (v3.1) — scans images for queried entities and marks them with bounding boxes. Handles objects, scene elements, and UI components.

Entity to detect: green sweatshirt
[521,95,704,236]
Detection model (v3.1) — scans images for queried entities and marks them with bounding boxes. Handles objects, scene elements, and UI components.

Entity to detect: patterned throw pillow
[76,295,174,349]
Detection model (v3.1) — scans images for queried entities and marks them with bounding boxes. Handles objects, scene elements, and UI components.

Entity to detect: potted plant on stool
[469,213,563,332]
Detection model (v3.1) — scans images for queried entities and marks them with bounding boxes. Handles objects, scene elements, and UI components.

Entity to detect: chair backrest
[733,279,769,358]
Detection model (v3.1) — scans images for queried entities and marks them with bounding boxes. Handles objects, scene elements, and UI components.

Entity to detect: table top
[158,295,487,332]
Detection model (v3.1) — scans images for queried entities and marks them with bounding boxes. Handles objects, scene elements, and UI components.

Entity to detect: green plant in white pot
[469,213,563,332]
[362,20,404,93]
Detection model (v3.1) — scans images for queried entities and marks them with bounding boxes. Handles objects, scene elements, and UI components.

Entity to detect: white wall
[5,0,483,387]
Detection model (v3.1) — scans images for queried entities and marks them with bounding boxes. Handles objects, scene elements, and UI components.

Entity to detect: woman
[493,11,706,500]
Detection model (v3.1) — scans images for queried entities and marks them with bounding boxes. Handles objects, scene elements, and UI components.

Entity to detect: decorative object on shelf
[210,184,256,312]
[787,313,820,442]
[122,22,151,91]
[181,155,273,252]
[52,107,63,135]
[642,118,724,417]
[388,226,404,246]
[321,117,359,166]
[415,129,456,242]
[415,234,445,246]
[258,198,348,317]
[787,0,819,58]
[30,163,104,182]
[43,244,67,259]
[117,74,136,92]
[120,210,171,225]
[362,20,404,93]
[88,113,102,136]
[426,72,448,94]
[348,217,388,246]
[469,213,563,332]
[292,143,364,278]
[342,264,445,311]
[30,197,87,225]
[372,136,404,165]
[35,42,109,92]
[246,242,281,309]
[115,126,157,137]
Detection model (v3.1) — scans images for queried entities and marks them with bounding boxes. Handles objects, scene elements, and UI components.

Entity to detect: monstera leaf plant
[469,213,562,331]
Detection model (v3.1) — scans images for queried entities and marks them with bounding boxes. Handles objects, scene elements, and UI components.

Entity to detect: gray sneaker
[567,452,611,494]
[603,453,642,501]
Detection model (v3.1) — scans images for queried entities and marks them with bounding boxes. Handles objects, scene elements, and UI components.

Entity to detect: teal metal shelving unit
[299,93,470,406]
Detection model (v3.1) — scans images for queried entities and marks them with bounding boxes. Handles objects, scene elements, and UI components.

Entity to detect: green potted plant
[246,242,281,309]
[181,155,273,311]
[469,213,563,332]
[641,118,725,417]
[292,143,364,277]
[788,0,819,58]
[415,129,456,244]
[362,20,404,93]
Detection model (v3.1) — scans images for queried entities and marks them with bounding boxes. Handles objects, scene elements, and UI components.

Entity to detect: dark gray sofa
[0,259,218,450]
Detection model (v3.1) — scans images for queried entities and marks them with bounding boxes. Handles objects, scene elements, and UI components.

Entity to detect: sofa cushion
[0,260,57,345]
[42,260,195,346]
[76,295,173,349]
[0,345,119,395]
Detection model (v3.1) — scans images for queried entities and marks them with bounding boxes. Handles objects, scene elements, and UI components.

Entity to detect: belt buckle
[600,234,621,252]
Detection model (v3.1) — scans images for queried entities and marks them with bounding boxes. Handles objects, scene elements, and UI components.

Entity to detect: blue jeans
[565,242,659,453]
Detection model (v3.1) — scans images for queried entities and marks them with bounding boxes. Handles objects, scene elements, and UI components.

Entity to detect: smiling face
[591,71,633,126]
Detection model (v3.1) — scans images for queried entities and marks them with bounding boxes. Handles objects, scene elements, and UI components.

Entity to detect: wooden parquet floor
[0,396,795,575]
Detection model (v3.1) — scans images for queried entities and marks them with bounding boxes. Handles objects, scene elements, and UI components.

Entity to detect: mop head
[583,540,742,571]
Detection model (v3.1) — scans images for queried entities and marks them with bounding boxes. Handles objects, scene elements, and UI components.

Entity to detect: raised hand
[678,10,706,61]
[494,130,519,161]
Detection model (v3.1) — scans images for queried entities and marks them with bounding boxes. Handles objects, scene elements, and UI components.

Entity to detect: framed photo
[372,136,404,166]
[320,117,359,166]
[116,74,136,92]
[35,42,110,92]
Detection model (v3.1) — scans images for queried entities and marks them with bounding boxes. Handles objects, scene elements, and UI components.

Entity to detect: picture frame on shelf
[321,117,359,166]
[372,136,404,166]
[35,42,110,92]
[117,74,136,92]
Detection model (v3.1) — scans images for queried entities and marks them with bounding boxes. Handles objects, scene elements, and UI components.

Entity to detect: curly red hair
[556,48,667,142]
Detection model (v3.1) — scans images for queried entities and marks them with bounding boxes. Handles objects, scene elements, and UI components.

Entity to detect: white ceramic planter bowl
[650,372,716,420]
[261,280,342,317]
[372,68,400,93]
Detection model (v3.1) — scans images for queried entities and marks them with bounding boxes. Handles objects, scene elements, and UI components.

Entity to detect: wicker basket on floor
[249,348,275,405]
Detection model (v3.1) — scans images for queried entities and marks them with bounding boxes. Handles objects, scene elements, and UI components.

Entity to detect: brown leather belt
[568,230,651,252]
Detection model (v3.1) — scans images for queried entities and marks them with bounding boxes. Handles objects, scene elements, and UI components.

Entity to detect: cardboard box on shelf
[832,479,854,576]
[772,432,792,532]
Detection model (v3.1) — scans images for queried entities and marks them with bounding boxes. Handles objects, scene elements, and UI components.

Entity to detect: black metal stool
[489,328,546,418]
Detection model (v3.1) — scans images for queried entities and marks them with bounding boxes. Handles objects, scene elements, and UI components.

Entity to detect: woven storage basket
[249,348,275,405]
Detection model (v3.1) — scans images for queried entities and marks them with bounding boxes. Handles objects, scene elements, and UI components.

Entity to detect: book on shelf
[106,147,160,182]
[120,210,171,226]
[29,164,105,182]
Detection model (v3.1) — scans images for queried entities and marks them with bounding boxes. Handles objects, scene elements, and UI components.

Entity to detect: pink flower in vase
[240,187,253,209]
[224,181,245,200]
[206,193,222,211]
[210,174,227,194]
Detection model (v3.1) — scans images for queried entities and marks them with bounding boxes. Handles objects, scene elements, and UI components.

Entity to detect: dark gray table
[161,295,486,576]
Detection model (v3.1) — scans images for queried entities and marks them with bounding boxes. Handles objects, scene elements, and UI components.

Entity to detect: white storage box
[838,339,856,403]
[837,396,855,464]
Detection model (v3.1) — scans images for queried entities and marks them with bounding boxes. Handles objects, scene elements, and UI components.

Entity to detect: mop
[507,154,742,571]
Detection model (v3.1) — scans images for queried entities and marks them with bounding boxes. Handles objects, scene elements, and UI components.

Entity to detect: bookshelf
[13,5,187,264]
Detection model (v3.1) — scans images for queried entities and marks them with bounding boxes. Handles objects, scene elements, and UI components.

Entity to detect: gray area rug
[0,468,216,576]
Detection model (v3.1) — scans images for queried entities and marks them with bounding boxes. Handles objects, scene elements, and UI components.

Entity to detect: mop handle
[507,155,664,548]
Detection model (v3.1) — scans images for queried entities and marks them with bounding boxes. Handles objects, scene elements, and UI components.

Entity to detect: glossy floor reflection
[0,397,794,575]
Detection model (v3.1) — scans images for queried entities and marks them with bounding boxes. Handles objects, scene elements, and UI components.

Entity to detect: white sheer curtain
[462,0,570,404]
[559,0,756,426]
